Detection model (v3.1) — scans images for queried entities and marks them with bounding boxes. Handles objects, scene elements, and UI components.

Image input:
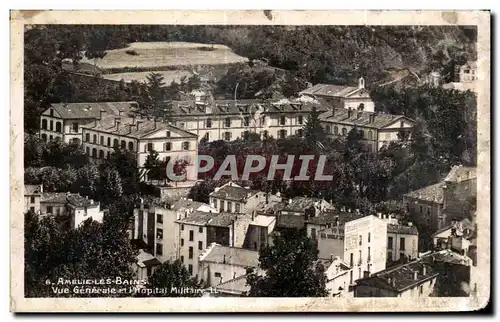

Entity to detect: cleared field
[102,70,194,85]
[81,42,249,70]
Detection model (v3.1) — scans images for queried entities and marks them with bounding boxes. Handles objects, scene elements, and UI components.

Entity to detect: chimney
[413,271,418,281]
[422,266,427,275]
[265,192,269,204]
[136,121,142,131]
[100,109,106,120]
[288,198,292,205]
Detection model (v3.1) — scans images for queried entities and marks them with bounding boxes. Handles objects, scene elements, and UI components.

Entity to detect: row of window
[145,142,190,152]
[41,119,63,133]
[86,147,110,159]
[83,133,191,153]
[348,247,372,267]
[179,115,304,129]
[213,199,241,213]
[387,236,406,250]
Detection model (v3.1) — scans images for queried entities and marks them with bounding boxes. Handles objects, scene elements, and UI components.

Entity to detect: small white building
[133,249,161,282]
[209,182,266,215]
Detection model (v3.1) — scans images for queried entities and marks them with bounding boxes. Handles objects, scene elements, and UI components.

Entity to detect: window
[358,250,362,264]
[49,120,53,131]
[181,224,184,231]
[30,196,35,203]
[189,230,194,241]
[350,271,353,284]
[334,126,339,135]
[180,238,184,246]
[49,135,53,142]
[99,150,104,159]
[214,272,221,278]
[147,143,153,152]
[206,118,212,128]
[56,122,62,133]
[72,123,78,133]
[164,142,172,151]
[92,148,97,158]
[368,233,371,243]
[156,228,163,240]
[86,133,91,142]
[128,141,134,151]
[243,116,250,126]
[427,207,431,216]
[350,253,354,266]
[368,130,373,140]
[279,116,286,125]
[224,132,231,141]
[298,115,303,125]
[420,206,423,214]
[50,109,54,117]
[93,134,97,143]
[213,199,217,209]
[279,129,287,139]
[166,131,171,138]
[400,237,406,251]
[113,139,119,148]
[227,202,232,213]
[204,132,210,141]
[368,247,371,261]
[219,200,225,212]
[188,246,193,259]
[225,117,231,127]
[119,140,125,149]
[157,214,163,223]
[156,244,163,256]
[235,203,240,213]
[359,235,362,246]
[325,125,331,133]
[107,137,111,147]
[342,128,347,136]
[400,120,404,128]
[180,256,184,263]
[198,241,203,250]
[100,136,104,145]
[41,134,47,142]
[419,285,423,295]
[42,119,47,130]
[199,227,203,233]
[86,147,90,155]
[358,103,365,111]
[388,236,393,249]
[30,206,35,213]
[182,142,190,151]
[311,228,317,239]
[188,264,193,275]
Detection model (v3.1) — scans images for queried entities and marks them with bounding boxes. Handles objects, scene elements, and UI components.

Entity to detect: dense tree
[246,229,328,297]
[84,29,108,75]
[102,168,124,200]
[303,106,327,150]
[144,260,203,297]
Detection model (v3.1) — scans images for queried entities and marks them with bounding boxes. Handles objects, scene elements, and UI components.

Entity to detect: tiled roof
[24,184,42,195]
[387,224,419,235]
[171,198,207,211]
[444,165,476,183]
[356,259,438,292]
[175,210,214,226]
[306,210,363,227]
[319,108,413,130]
[210,184,259,202]
[47,102,138,119]
[40,192,95,208]
[299,84,360,98]
[215,275,249,295]
[282,197,325,212]
[200,245,259,268]
[276,214,305,229]
[136,249,161,268]
[255,200,286,215]
[250,215,276,227]
[403,182,445,204]
[206,213,240,227]
[83,114,197,139]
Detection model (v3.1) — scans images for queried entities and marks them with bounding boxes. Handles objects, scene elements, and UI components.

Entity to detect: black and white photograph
[10,10,490,312]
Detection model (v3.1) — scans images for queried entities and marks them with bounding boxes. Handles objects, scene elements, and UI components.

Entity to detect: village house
[24,184,43,214]
[198,243,260,292]
[131,197,216,263]
[299,77,376,112]
[404,165,476,232]
[306,211,388,287]
[382,214,419,264]
[209,182,267,215]
[133,249,161,283]
[242,215,276,251]
[321,256,351,297]
[38,101,138,144]
[455,61,478,83]
[354,257,438,298]
[431,217,475,256]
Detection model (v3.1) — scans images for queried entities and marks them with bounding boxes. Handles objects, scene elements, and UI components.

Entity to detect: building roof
[175,210,214,226]
[206,213,240,227]
[83,114,197,139]
[403,182,445,204]
[255,200,286,215]
[24,184,42,195]
[282,197,325,213]
[136,249,161,268]
[200,244,259,268]
[299,83,362,98]
[444,165,476,183]
[355,259,438,292]
[250,215,276,227]
[387,224,419,235]
[429,249,472,266]
[170,198,207,212]
[306,210,363,227]
[431,218,475,238]
[40,192,96,208]
[319,108,413,130]
[276,214,305,229]
[214,275,250,295]
[47,102,138,119]
[210,183,259,202]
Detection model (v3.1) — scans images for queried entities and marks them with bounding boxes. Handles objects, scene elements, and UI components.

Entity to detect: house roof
[387,224,419,235]
[40,192,96,208]
[206,213,240,227]
[250,215,276,227]
[24,184,42,195]
[299,83,362,98]
[431,218,475,238]
[355,259,438,292]
[255,200,286,215]
[306,210,363,227]
[444,165,476,183]
[136,249,161,268]
[282,197,326,212]
[175,210,214,226]
[46,102,138,119]
[403,182,445,204]
[200,245,259,268]
[83,114,197,139]
[210,184,259,202]
[214,275,249,295]
[276,214,305,229]
[429,249,472,266]
[319,108,414,130]
[170,198,207,211]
